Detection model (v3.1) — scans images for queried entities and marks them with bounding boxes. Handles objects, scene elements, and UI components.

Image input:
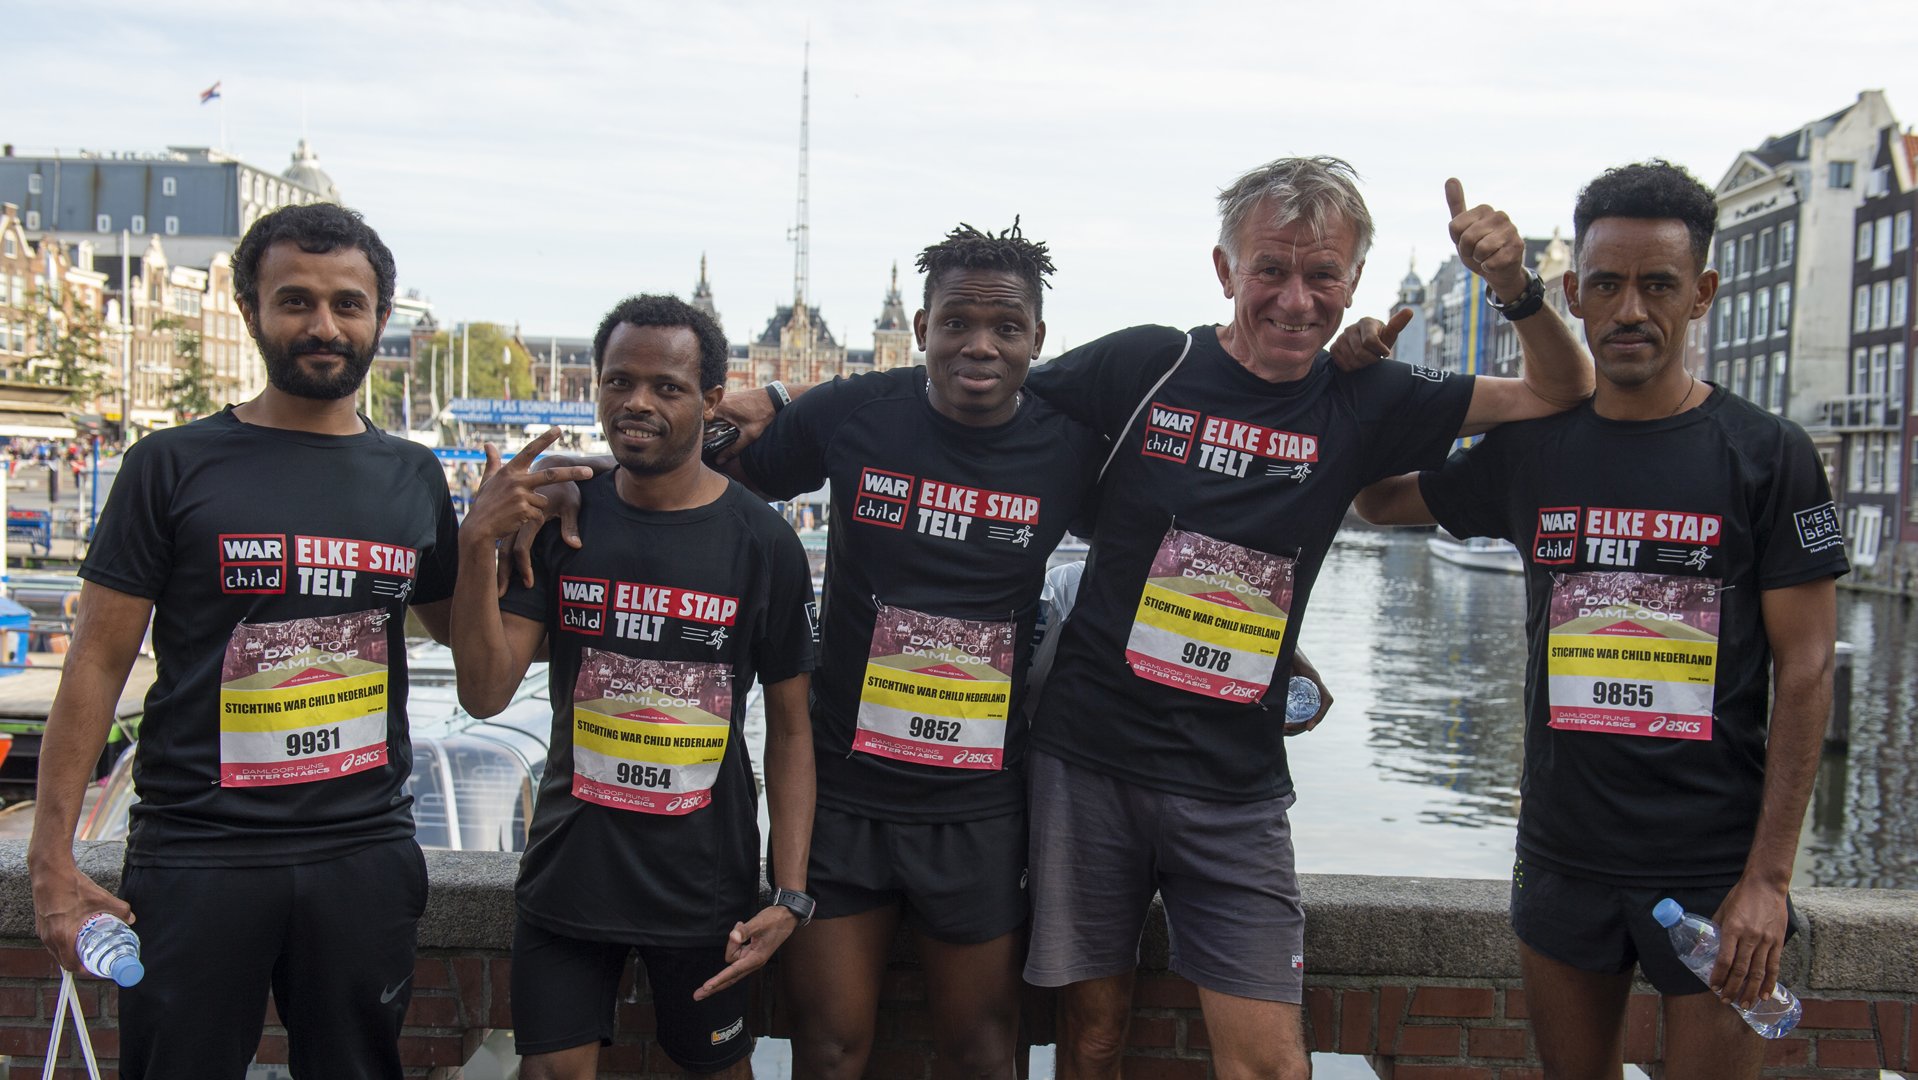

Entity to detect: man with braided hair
[731,220,1100,1079]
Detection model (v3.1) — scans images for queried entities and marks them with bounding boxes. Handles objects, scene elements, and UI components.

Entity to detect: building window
[1831,160,1855,189]
[1875,217,1894,270]
[162,176,176,197]
[1871,345,1888,397]
[1736,293,1751,341]
[26,174,41,195]
[1780,223,1796,265]
[1858,221,1874,262]
[1776,283,1792,334]
[1868,436,1885,492]
[164,216,179,236]
[1738,235,1753,278]
[1898,210,1913,253]
[1754,286,1771,339]
[1716,298,1732,348]
[1873,281,1891,330]
[2,237,12,258]
[1714,359,1729,386]
[130,214,145,235]
[1893,343,1907,410]
[1849,442,1865,492]
[95,214,111,233]
[1773,352,1787,408]
[1855,286,1872,333]
[1758,228,1774,271]
[1720,240,1735,277]
[22,211,37,230]
[1894,277,1909,328]
[1854,348,1870,394]
[1733,357,1747,398]
[1751,354,1769,408]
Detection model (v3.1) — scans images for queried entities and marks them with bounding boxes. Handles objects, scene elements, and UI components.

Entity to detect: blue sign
[7,509,51,553]
[446,399,597,426]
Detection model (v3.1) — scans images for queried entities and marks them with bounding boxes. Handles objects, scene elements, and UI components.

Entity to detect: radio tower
[781,39,816,381]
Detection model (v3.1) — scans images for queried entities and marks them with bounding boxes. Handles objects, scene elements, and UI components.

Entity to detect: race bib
[571,650,732,815]
[855,605,1014,770]
[1124,527,1294,702]
[1546,571,1720,740]
[218,610,390,787]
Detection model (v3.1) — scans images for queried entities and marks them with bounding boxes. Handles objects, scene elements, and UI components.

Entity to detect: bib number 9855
[1591,681,1655,708]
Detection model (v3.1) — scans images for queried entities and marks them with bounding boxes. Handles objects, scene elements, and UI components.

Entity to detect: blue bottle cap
[1652,898,1683,928]
[109,955,145,988]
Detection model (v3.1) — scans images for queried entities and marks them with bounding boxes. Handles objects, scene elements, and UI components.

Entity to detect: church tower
[872,262,915,371]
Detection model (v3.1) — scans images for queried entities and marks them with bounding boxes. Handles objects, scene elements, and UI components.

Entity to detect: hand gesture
[1330,309,1416,372]
[32,860,133,974]
[693,904,799,1001]
[461,428,596,551]
[1446,178,1529,304]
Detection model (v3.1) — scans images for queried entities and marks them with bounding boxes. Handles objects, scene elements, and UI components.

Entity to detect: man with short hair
[1011,157,1591,1079]
[734,223,1100,1079]
[29,202,458,1079]
[452,294,817,1079]
[1355,161,1845,1079]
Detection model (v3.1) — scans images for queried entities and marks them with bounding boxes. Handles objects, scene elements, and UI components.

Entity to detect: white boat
[1426,534,1524,574]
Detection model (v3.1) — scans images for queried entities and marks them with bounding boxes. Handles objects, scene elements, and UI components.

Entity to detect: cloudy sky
[14,0,1918,355]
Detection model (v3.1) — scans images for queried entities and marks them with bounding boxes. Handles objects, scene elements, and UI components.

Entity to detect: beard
[257,334,376,401]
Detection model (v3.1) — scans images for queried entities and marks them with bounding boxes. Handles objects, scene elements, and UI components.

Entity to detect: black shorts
[510,915,753,1073]
[790,804,1027,945]
[1509,858,1798,996]
[118,838,428,1080]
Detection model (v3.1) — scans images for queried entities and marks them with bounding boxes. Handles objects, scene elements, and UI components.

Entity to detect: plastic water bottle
[1285,676,1320,725]
[1652,898,1798,1038]
[75,913,144,988]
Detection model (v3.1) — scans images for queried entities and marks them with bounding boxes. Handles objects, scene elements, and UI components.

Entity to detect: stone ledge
[1,841,1910,993]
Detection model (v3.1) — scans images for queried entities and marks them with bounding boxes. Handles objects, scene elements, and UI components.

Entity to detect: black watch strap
[766,380,793,413]
[1488,268,1545,322]
[771,887,815,925]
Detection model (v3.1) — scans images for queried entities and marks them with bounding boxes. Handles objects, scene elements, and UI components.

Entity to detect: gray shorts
[1024,751,1305,1003]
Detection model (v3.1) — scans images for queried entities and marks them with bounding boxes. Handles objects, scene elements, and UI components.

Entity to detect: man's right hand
[462,428,595,582]
[709,388,777,466]
[31,858,132,973]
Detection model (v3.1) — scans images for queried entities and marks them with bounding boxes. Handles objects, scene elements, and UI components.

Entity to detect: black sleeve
[738,375,850,501]
[1417,428,1524,544]
[77,437,176,600]
[411,455,461,606]
[751,522,818,686]
[1755,422,1851,589]
[1023,325,1188,439]
[1344,362,1478,483]
[498,521,560,624]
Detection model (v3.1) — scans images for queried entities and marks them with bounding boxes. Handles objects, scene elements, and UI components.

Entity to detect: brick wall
[3,847,1913,1078]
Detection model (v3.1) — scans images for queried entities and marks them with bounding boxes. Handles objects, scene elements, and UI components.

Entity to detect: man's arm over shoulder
[1024,324,1189,438]
[737,370,875,501]
[1459,303,1593,436]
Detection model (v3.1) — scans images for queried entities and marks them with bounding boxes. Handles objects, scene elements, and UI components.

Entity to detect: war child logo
[1533,507,1579,565]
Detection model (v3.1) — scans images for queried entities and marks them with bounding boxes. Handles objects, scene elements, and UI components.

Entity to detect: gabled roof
[756,305,839,348]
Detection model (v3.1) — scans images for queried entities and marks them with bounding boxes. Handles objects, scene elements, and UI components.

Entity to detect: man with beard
[29,202,462,1078]
[1355,161,1846,1078]
[452,295,817,1079]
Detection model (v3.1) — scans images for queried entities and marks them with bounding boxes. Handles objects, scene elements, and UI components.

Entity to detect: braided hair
[915,217,1056,319]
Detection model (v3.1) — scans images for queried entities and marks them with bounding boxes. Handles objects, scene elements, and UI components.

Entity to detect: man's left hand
[1446,178,1529,304]
[692,904,799,1001]
[1330,309,1415,372]
[1284,648,1334,736]
[1708,876,1791,1010]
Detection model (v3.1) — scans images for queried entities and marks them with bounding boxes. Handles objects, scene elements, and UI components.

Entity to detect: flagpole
[219,91,228,151]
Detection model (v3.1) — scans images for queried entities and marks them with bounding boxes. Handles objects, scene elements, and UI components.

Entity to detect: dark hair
[232,202,396,317]
[1572,160,1718,269]
[592,294,729,389]
[916,218,1056,319]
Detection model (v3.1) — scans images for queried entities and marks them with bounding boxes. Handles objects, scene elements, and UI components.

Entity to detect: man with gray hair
[1017,156,1592,1078]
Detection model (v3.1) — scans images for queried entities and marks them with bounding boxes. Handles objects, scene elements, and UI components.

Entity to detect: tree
[156,316,216,423]
[26,288,111,404]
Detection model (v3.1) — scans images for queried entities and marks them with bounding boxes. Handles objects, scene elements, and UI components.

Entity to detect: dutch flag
[199,81,221,104]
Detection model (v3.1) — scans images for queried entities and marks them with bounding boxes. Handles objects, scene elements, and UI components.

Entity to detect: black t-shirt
[1419,386,1849,885]
[741,366,1100,822]
[502,475,816,945]
[1023,325,1474,801]
[79,408,458,867]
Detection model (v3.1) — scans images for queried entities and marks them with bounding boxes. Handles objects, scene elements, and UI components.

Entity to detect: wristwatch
[766,380,793,413]
[1487,268,1545,322]
[770,887,815,925]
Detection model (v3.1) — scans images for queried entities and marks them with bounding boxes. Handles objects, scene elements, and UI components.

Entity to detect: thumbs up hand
[1446,178,1529,304]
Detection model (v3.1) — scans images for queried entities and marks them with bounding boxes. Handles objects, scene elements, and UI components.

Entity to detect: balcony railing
[1819,393,1904,431]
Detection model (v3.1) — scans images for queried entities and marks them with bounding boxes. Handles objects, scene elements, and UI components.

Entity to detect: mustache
[613,415,666,434]
[1604,324,1659,344]
[288,336,357,359]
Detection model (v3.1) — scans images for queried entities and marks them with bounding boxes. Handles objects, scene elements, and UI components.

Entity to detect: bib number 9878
[1591,681,1655,708]
[1179,642,1231,672]
[615,763,674,788]
[285,728,342,757]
